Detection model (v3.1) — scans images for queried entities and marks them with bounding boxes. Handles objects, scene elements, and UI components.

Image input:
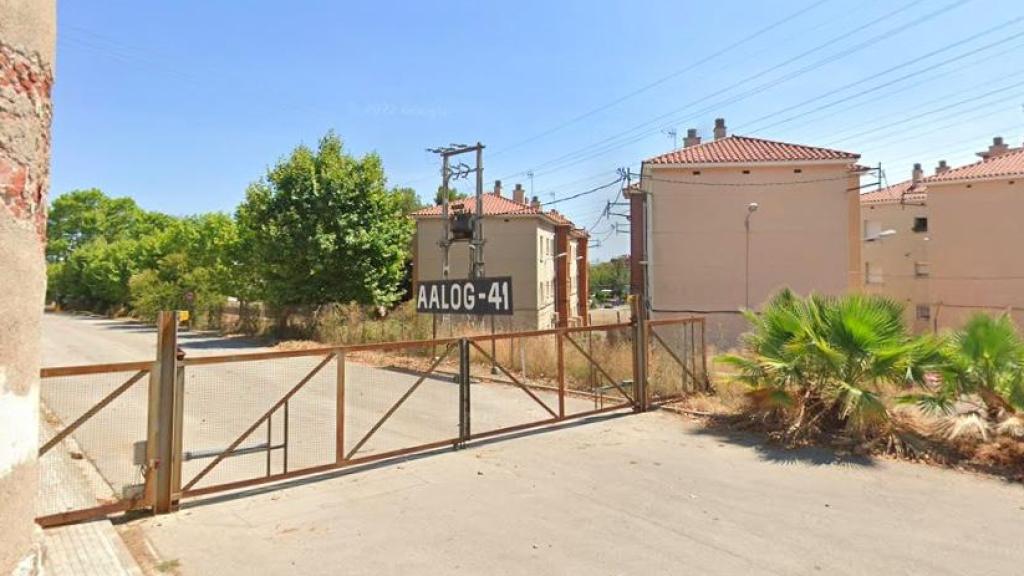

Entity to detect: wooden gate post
[148,311,181,514]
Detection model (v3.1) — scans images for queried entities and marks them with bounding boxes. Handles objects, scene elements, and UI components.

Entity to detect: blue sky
[53,0,1024,260]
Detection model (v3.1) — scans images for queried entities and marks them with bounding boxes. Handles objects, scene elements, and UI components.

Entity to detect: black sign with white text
[416,277,514,315]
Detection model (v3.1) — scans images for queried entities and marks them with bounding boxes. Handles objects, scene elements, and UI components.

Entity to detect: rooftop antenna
[662,127,678,149]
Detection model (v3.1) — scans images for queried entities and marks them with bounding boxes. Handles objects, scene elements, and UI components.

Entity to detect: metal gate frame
[36,360,155,527]
[37,310,707,528]
[461,324,638,443]
[646,317,710,403]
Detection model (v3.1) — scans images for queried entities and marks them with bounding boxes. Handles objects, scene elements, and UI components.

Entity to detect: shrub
[719,289,942,440]
[902,313,1024,439]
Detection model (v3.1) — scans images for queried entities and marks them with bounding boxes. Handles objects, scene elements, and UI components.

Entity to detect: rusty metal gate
[36,312,704,527]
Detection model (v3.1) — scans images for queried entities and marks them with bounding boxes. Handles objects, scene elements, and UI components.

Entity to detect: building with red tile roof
[861,137,1024,332]
[646,134,860,166]
[860,163,931,332]
[922,138,1024,183]
[410,182,588,329]
[631,118,863,345]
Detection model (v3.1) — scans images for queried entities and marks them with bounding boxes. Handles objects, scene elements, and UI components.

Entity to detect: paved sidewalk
[44,521,141,576]
[39,418,144,575]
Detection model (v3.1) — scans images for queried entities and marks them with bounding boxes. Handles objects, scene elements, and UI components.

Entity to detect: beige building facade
[411,183,588,330]
[860,165,931,332]
[632,119,862,345]
[863,138,1024,332]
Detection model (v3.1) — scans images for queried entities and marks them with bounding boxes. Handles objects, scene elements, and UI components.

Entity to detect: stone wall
[0,0,56,573]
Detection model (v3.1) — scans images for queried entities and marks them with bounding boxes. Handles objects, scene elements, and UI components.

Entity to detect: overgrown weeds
[712,289,1024,481]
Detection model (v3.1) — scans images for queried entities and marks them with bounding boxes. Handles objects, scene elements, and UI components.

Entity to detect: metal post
[744,202,758,309]
[170,363,184,506]
[283,400,290,473]
[458,339,471,447]
[441,154,451,281]
[557,331,565,419]
[473,143,485,279]
[336,350,346,463]
[150,311,180,514]
[490,315,498,374]
[700,318,709,391]
[266,413,272,477]
[632,298,649,412]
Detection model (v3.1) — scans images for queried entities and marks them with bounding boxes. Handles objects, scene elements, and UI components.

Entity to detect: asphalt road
[41,314,1024,575]
[39,313,599,514]
[135,409,1024,576]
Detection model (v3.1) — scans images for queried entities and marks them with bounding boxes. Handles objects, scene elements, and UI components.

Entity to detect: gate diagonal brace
[183,352,336,492]
[564,335,635,404]
[467,340,557,418]
[39,369,149,457]
[345,343,457,460]
[649,329,704,388]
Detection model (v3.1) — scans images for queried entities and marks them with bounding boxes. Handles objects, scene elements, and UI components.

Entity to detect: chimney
[530,196,541,210]
[912,162,923,184]
[979,136,1010,160]
[493,179,502,196]
[683,128,701,148]
[713,118,727,140]
[513,183,525,204]
[935,160,949,175]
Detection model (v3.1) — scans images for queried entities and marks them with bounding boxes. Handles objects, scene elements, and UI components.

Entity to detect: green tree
[236,131,413,309]
[433,186,467,205]
[127,213,240,323]
[46,189,150,262]
[56,238,140,312]
[589,256,629,301]
[391,186,424,215]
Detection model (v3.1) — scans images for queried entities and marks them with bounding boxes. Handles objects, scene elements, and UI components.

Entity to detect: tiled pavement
[39,419,144,575]
[44,521,142,576]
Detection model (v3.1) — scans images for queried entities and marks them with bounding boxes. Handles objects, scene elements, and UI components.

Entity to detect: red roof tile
[411,192,581,229]
[923,147,1024,183]
[646,135,859,165]
[860,180,927,205]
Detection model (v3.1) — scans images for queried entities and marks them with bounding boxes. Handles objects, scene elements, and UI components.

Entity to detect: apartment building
[410,182,589,330]
[860,164,930,331]
[863,137,1024,331]
[630,118,863,345]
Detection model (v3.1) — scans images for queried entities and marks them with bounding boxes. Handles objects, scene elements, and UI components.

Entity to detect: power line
[488,0,835,159]
[544,177,625,207]
[780,39,1024,143]
[741,16,1024,133]
[836,90,1024,150]
[498,0,971,182]
[826,84,1024,149]
[871,120,1024,169]
[549,12,1021,179]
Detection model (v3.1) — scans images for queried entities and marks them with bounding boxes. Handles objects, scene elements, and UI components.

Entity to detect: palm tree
[720,290,941,439]
[905,314,1024,431]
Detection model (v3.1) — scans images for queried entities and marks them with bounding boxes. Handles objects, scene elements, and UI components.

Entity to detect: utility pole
[428,143,487,280]
[473,144,485,279]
